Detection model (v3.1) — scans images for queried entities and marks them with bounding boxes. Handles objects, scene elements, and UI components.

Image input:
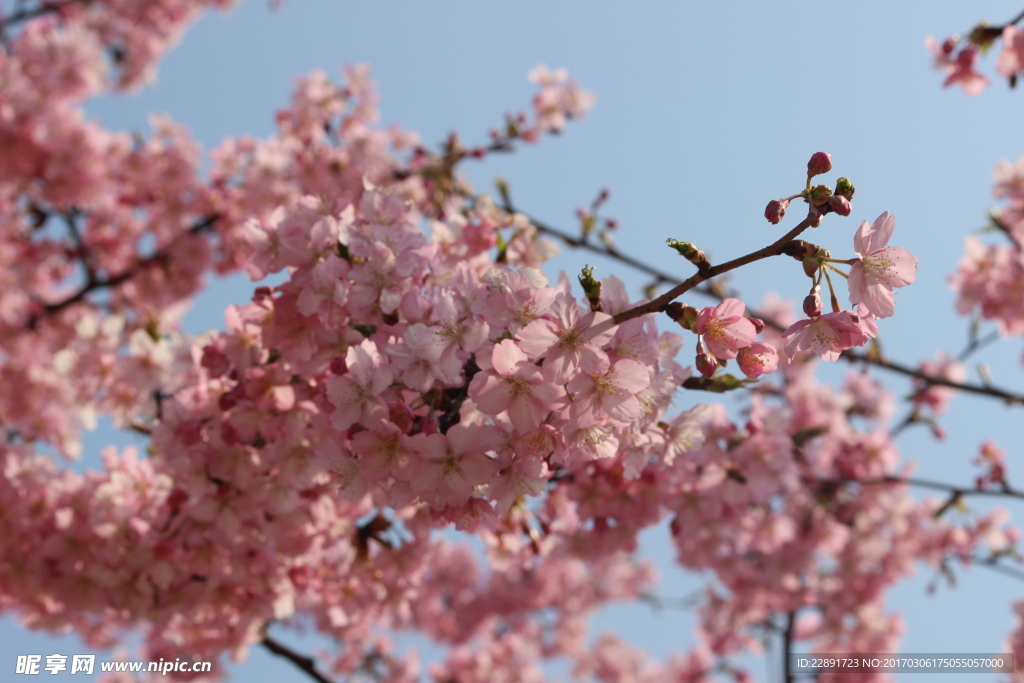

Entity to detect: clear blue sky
[3,1,1024,681]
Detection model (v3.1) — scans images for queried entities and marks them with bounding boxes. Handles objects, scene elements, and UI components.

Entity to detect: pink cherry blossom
[783,311,871,361]
[737,342,779,379]
[517,292,615,384]
[468,339,567,432]
[325,339,392,430]
[848,212,918,318]
[695,298,757,360]
[405,424,498,509]
[567,359,651,426]
[997,25,1024,79]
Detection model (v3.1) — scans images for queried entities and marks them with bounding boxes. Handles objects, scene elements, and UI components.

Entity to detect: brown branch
[807,474,1024,505]
[610,216,816,324]
[29,214,219,328]
[261,634,336,683]
[969,554,1024,581]
[503,201,1024,406]
[783,609,796,683]
[837,349,1024,405]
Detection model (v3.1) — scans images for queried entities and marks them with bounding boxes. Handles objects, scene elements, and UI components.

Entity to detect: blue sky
[3,1,1024,681]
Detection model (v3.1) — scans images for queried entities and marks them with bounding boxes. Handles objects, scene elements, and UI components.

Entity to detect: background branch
[261,634,336,683]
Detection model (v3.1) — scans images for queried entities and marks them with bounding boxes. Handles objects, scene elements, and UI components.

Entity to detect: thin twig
[28,214,219,327]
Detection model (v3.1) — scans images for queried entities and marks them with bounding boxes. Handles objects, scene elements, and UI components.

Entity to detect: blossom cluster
[0,4,1014,682]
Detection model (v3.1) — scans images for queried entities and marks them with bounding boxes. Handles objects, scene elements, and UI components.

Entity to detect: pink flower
[997,25,1024,78]
[567,359,650,426]
[695,298,757,360]
[325,340,392,430]
[737,342,779,379]
[517,293,615,384]
[406,424,498,509]
[913,352,967,414]
[926,35,958,71]
[469,340,567,432]
[782,311,871,361]
[847,212,918,318]
[944,46,989,95]
[662,404,711,466]
[993,155,1024,201]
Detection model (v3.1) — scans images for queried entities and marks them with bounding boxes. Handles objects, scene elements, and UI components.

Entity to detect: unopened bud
[666,302,700,332]
[696,348,718,378]
[749,318,765,333]
[807,151,832,178]
[968,23,1002,51]
[666,239,711,272]
[803,288,823,318]
[578,265,602,312]
[802,256,820,278]
[783,239,813,259]
[764,199,789,224]
[834,177,855,200]
[806,185,832,207]
[807,206,823,227]
[828,195,851,216]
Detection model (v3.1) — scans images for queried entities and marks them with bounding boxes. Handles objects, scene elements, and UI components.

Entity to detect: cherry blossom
[469,339,568,432]
[783,311,872,361]
[0,6,1016,682]
[847,212,918,318]
[696,298,758,360]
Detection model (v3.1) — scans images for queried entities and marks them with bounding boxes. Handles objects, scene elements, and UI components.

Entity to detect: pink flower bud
[765,199,789,224]
[828,195,851,216]
[807,206,823,228]
[696,344,718,378]
[807,151,832,178]
[803,289,823,318]
[749,318,765,333]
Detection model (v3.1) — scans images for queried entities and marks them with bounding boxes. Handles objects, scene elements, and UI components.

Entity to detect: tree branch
[502,199,1024,406]
[783,609,796,683]
[261,635,336,683]
[28,214,219,328]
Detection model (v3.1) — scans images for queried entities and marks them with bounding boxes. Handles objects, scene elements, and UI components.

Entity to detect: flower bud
[827,195,851,216]
[749,317,765,333]
[803,288,823,318]
[764,199,789,224]
[806,185,832,207]
[666,239,711,272]
[783,239,813,259]
[807,151,832,178]
[578,264,602,312]
[834,176,855,200]
[665,302,699,332]
[807,206,823,227]
[802,256,820,278]
[696,348,718,378]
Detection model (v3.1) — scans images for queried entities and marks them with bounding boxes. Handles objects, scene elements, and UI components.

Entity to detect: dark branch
[261,634,336,683]
[29,214,219,328]
[501,198,1024,406]
[783,609,795,683]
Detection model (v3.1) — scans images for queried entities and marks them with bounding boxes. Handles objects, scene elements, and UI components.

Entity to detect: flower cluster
[0,5,1012,682]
